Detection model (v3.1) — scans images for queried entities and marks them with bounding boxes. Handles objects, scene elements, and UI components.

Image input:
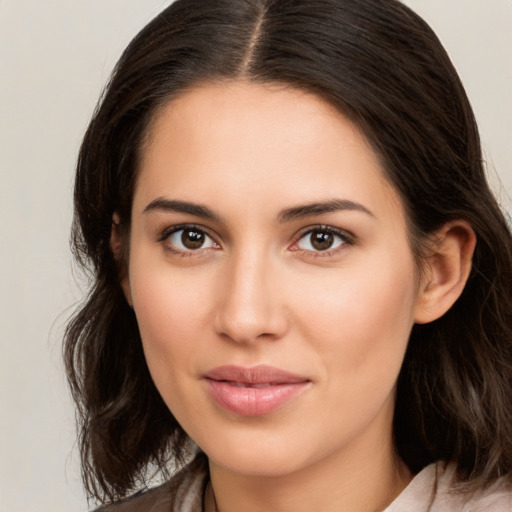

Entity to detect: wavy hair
[64,0,512,504]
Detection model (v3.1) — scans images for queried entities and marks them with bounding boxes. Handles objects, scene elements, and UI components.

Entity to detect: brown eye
[296,228,347,252]
[166,227,217,252]
[181,229,205,249]
[310,230,334,250]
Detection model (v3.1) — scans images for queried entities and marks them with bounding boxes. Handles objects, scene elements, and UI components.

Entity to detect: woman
[65,0,512,510]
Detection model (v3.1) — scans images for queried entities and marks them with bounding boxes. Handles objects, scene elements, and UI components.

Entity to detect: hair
[65,0,512,505]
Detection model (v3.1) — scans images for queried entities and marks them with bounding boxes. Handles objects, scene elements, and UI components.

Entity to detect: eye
[295,227,349,252]
[165,226,218,252]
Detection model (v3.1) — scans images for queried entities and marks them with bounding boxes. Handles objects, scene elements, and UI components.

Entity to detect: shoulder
[92,454,208,512]
[433,462,512,511]
[386,461,512,511]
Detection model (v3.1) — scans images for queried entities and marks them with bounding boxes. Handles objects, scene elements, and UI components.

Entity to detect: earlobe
[110,212,133,308]
[414,221,476,324]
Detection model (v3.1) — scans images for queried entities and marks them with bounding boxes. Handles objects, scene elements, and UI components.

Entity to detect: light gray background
[0,1,510,511]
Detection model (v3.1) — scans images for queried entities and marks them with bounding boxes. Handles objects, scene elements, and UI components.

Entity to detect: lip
[203,365,310,416]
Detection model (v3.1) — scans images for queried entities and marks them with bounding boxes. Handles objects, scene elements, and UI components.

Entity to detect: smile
[203,365,311,416]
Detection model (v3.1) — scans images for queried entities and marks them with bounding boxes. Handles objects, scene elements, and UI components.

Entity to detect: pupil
[311,231,333,251]
[182,229,204,249]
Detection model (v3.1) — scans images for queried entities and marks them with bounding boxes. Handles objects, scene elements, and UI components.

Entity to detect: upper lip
[204,365,309,384]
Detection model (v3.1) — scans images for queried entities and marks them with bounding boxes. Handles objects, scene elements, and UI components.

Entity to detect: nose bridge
[214,245,285,343]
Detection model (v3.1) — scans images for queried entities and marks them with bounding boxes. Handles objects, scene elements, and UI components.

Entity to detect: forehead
[134,81,403,224]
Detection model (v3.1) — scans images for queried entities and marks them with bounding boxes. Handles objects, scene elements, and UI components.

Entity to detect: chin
[210,450,307,478]
[197,425,321,478]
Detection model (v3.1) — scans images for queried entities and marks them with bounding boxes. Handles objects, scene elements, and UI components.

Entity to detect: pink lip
[203,365,310,416]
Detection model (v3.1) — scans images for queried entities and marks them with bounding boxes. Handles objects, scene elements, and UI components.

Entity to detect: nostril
[213,260,288,343]
[214,308,288,344]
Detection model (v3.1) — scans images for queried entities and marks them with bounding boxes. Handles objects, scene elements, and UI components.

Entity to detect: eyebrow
[277,199,374,223]
[142,197,373,223]
[143,198,220,221]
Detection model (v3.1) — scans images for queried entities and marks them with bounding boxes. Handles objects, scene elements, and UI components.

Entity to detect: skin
[116,82,475,512]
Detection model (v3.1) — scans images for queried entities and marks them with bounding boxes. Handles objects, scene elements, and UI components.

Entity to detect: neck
[206,432,411,512]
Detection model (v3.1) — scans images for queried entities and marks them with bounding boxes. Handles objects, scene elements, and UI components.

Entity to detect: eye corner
[158,223,221,256]
[291,225,355,256]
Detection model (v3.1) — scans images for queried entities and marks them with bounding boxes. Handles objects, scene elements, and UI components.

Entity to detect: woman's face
[124,82,425,477]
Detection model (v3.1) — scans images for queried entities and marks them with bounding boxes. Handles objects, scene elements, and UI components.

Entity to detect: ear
[414,221,476,324]
[110,212,133,308]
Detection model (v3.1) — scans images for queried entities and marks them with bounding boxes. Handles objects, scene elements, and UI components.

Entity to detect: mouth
[203,365,311,416]
[219,381,288,388]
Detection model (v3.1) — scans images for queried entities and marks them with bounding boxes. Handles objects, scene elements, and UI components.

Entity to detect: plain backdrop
[0,1,510,511]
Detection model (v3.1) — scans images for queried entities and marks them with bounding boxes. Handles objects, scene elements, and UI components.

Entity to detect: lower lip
[205,379,309,416]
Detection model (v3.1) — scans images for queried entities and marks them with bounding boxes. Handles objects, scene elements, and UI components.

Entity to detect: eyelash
[158,224,220,257]
[291,225,355,257]
[157,224,354,258]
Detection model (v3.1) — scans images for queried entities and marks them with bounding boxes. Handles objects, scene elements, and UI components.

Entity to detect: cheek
[134,280,187,349]
[130,271,212,429]
[129,261,210,386]
[294,253,418,384]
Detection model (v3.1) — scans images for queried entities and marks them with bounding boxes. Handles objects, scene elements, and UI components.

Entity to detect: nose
[213,250,288,344]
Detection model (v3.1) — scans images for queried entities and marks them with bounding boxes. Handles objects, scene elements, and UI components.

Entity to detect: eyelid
[156,222,354,257]
[157,222,214,240]
[158,223,221,254]
[290,225,355,254]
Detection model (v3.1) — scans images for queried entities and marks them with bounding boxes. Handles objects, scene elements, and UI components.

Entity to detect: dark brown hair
[65,0,512,504]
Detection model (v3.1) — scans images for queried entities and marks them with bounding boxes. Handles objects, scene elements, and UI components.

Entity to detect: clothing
[384,463,511,511]
[95,455,512,511]
[94,456,207,512]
